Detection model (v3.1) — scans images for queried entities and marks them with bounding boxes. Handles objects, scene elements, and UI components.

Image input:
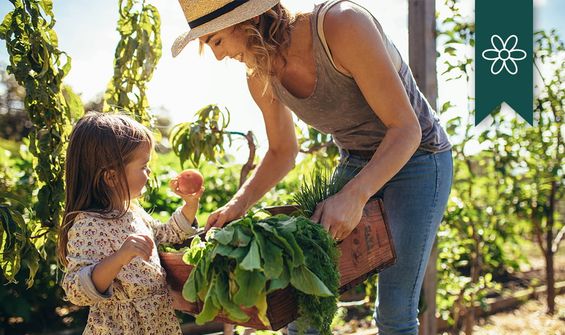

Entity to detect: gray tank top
[271,0,451,153]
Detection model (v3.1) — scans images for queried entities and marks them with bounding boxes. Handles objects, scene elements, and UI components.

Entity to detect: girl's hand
[205,199,247,231]
[116,234,154,266]
[169,179,205,205]
[311,190,365,241]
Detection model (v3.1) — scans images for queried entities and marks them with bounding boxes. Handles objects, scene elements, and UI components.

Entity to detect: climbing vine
[103,0,161,126]
[0,0,82,285]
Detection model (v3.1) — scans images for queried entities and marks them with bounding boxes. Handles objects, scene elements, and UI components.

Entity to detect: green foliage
[292,214,340,335]
[506,29,564,242]
[170,104,231,167]
[0,139,88,332]
[0,204,40,286]
[103,0,162,126]
[0,0,81,286]
[437,0,564,326]
[183,215,339,334]
[0,258,88,334]
[292,166,350,217]
[295,125,339,161]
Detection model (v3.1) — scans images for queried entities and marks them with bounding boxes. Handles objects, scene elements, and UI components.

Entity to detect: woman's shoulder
[322,1,377,37]
[320,1,387,73]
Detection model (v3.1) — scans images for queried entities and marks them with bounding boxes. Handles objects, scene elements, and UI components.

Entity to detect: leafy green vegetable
[290,265,333,297]
[239,240,261,271]
[233,267,267,307]
[181,214,340,334]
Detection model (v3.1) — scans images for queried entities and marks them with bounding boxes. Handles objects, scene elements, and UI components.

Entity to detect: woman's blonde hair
[200,4,304,89]
[57,112,153,267]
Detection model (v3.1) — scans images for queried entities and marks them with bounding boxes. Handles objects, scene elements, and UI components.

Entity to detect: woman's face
[199,25,248,64]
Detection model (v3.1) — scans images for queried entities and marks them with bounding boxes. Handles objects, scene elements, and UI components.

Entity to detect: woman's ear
[103,169,118,187]
[252,15,260,24]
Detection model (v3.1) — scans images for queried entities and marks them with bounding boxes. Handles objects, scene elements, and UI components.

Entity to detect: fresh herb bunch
[292,166,353,217]
[292,216,340,334]
[182,214,339,334]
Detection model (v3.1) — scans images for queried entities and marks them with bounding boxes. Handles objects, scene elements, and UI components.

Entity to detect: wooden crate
[264,198,397,293]
[338,199,396,292]
[160,251,297,330]
[159,198,395,329]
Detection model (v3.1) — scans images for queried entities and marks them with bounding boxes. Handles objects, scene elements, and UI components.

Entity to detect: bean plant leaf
[170,104,230,167]
[1,0,79,285]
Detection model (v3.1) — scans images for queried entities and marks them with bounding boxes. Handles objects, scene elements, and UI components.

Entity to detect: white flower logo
[482,35,527,75]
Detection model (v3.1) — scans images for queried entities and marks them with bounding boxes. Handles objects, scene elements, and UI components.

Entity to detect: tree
[500,30,564,314]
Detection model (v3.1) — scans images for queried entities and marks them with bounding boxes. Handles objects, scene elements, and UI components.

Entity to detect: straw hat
[172,0,281,57]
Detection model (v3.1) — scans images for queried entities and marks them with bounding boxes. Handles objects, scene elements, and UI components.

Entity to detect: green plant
[292,166,351,217]
[170,104,231,167]
[436,0,526,331]
[183,214,339,335]
[0,0,82,286]
[103,0,162,126]
[498,29,564,314]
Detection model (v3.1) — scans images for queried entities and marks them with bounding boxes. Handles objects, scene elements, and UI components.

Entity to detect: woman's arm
[312,3,422,240]
[206,75,299,229]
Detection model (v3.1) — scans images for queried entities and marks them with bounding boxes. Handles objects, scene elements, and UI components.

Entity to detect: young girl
[58,112,203,335]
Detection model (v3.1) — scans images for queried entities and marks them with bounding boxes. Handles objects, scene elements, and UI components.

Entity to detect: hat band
[188,0,250,29]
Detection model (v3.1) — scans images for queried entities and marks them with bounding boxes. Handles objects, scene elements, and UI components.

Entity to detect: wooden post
[409,0,438,104]
[408,0,438,334]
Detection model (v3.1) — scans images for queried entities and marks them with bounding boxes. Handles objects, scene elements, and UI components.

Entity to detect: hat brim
[172,0,281,57]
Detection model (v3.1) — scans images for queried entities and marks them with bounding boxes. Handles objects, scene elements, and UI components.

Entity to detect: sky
[0,0,564,158]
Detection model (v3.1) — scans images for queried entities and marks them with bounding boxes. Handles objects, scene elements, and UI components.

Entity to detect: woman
[172,0,453,334]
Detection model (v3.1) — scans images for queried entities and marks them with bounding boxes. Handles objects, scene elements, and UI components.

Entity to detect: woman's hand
[311,189,366,241]
[205,199,247,231]
[115,234,154,266]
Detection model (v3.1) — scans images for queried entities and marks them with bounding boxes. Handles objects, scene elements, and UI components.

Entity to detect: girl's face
[124,145,152,200]
[200,25,248,64]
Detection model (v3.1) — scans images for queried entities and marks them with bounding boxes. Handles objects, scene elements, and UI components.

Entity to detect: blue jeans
[287,149,453,335]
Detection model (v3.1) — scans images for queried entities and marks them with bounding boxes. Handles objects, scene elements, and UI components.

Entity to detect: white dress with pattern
[62,206,197,335]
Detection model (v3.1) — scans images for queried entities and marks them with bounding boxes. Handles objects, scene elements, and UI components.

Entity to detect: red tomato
[177,169,204,194]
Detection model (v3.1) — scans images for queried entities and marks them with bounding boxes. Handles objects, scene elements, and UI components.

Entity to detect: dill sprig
[292,166,353,217]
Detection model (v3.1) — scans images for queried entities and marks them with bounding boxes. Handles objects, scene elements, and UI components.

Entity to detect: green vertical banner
[476,0,533,125]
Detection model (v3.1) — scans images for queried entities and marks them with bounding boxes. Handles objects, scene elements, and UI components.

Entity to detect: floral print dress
[62,206,198,335]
